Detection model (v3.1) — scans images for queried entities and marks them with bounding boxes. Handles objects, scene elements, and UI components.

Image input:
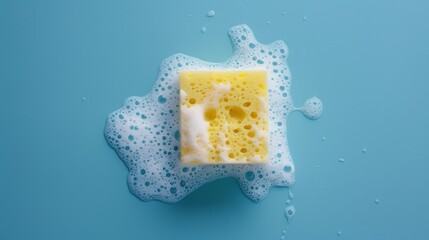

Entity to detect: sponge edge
[179,70,269,165]
[104,24,322,203]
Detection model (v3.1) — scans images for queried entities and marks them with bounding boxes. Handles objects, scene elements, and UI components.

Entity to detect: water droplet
[303,16,307,21]
[81,97,86,101]
[288,188,294,199]
[337,231,342,236]
[188,14,192,17]
[281,11,286,16]
[315,165,320,168]
[201,27,207,33]
[322,136,326,141]
[206,10,215,17]
[362,148,367,153]
[338,158,345,163]
[266,21,271,24]
[375,199,380,204]
[284,205,296,223]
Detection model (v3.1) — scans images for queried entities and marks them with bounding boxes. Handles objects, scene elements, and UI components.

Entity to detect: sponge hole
[243,102,251,107]
[204,108,217,121]
[229,106,246,120]
[189,98,196,104]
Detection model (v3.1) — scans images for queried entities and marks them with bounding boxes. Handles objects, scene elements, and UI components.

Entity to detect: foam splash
[104,24,322,203]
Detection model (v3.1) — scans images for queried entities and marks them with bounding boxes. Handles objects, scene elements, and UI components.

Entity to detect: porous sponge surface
[180,70,269,164]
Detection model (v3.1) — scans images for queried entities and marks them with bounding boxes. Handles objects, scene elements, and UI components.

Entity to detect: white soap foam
[104,24,322,203]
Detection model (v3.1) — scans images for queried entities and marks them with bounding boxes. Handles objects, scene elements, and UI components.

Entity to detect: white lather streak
[180,84,231,164]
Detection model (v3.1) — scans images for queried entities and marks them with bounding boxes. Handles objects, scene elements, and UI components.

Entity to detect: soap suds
[104,24,322,203]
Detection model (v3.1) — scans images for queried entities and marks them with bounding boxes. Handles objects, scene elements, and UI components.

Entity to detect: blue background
[1,0,428,239]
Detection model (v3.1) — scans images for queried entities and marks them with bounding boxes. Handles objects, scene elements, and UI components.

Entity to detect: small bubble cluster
[104,25,322,203]
[299,96,323,120]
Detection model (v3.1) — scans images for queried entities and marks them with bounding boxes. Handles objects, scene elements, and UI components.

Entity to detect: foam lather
[104,24,323,203]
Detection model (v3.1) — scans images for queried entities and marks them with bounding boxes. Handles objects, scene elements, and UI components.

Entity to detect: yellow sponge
[179,70,269,164]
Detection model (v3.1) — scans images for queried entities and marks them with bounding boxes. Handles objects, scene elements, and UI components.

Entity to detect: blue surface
[1,0,428,239]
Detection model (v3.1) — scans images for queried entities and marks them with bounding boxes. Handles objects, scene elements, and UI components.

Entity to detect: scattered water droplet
[284,205,296,223]
[266,21,271,24]
[281,11,286,15]
[285,199,291,205]
[322,136,326,141]
[315,165,320,168]
[206,10,215,17]
[81,97,86,101]
[337,231,342,236]
[201,27,207,33]
[303,16,307,21]
[375,199,380,204]
[362,148,367,153]
[188,14,192,17]
[288,188,294,199]
[338,158,345,163]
